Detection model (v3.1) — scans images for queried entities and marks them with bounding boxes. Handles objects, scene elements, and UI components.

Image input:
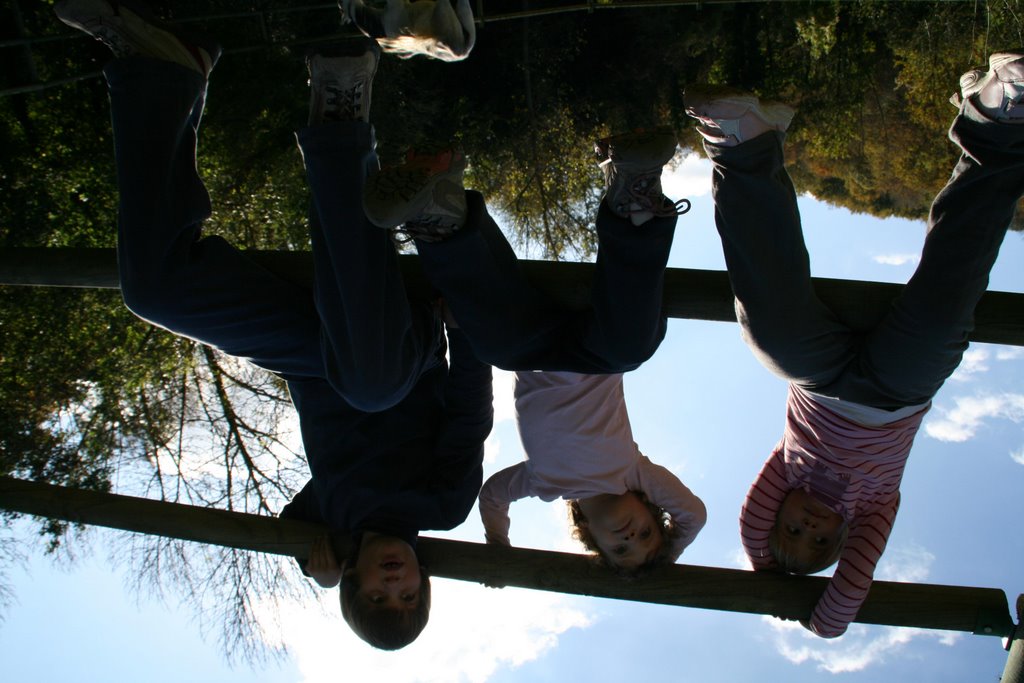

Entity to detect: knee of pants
[326,367,413,413]
[604,332,664,372]
[120,272,188,329]
[593,321,666,373]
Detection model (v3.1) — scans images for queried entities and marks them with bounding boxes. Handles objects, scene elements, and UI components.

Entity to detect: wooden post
[1005,595,1024,683]
[0,476,1015,637]
[2,247,1023,346]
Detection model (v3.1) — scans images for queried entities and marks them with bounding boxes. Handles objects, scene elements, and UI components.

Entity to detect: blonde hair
[566,490,680,578]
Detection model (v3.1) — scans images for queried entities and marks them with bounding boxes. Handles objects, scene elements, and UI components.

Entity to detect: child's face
[578,492,662,570]
[775,488,845,566]
[352,534,423,610]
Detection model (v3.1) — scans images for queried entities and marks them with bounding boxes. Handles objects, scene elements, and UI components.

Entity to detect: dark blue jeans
[416,194,677,373]
[706,99,1024,408]
[108,57,440,412]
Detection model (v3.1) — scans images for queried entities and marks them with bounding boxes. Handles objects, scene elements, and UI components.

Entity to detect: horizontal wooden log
[0,476,1014,637]
[1,247,1022,345]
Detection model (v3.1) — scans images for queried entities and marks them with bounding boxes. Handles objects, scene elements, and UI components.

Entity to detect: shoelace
[323,81,364,120]
[87,19,136,57]
[394,214,461,244]
[625,172,692,217]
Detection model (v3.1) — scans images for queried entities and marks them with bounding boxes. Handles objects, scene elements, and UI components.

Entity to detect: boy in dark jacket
[56,0,493,650]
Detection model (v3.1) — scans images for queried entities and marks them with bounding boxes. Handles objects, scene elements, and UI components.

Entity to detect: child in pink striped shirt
[684,50,1024,637]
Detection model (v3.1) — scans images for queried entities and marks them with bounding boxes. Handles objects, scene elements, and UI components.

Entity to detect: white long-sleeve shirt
[479,371,706,561]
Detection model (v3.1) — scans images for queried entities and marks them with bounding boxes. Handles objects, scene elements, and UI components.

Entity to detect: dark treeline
[2,0,1023,661]
[8,1,1024,258]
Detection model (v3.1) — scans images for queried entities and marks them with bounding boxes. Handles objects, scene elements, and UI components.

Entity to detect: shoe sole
[685,86,795,130]
[596,127,678,170]
[955,50,1024,109]
[988,50,1024,73]
[364,150,467,228]
[305,37,382,66]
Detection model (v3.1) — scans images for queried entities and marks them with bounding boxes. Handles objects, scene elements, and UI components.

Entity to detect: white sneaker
[363,148,468,242]
[594,128,690,226]
[684,85,795,146]
[54,0,219,77]
[952,51,1024,123]
[306,39,381,125]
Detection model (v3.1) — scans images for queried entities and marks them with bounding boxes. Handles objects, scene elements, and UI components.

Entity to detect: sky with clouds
[2,154,1022,682]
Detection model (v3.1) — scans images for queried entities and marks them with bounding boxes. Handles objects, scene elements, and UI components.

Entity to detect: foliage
[116,350,309,664]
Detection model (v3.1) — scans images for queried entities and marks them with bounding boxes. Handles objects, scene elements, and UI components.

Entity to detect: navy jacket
[279,329,493,546]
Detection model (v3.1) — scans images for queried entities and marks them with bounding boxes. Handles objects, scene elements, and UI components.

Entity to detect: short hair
[566,490,681,578]
[340,565,432,650]
[767,518,849,575]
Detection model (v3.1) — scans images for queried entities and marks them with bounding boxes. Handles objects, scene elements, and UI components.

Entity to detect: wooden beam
[1004,595,1024,683]
[2,247,1022,345]
[0,476,1014,637]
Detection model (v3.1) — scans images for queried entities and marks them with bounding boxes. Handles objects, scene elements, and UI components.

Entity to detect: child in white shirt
[480,372,706,574]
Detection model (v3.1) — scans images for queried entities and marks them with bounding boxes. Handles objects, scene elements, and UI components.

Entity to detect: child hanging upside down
[479,371,706,575]
[55,0,493,651]
[361,127,705,575]
[684,51,1024,637]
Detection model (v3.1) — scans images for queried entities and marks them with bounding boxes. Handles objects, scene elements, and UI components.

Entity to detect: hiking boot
[306,38,381,125]
[364,147,468,243]
[595,127,690,226]
[54,0,219,77]
[684,85,795,146]
[951,50,1024,123]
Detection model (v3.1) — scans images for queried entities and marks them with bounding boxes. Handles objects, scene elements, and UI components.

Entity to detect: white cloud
[924,393,1024,442]
[663,152,712,200]
[730,547,753,571]
[482,370,517,465]
[872,253,920,267]
[483,431,502,465]
[273,580,593,683]
[766,620,958,674]
[873,543,934,583]
[763,542,958,673]
[948,348,990,382]
[996,347,1024,361]
[491,369,516,425]
[547,500,583,554]
[1011,446,1024,466]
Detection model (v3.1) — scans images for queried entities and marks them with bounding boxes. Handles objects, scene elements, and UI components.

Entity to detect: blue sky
[2,152,1022,682]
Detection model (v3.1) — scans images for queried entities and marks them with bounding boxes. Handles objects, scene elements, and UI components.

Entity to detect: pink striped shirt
[739,385,929,637]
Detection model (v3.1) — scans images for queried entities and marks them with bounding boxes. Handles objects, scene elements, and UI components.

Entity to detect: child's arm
[738,446,788,571]
[279,480,328,580]
[431,327,494,518]
[635,456,707,559]
[305,535,342,588]
[808,494,900,638]
[478,463,533,545]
